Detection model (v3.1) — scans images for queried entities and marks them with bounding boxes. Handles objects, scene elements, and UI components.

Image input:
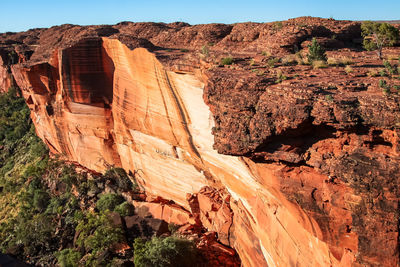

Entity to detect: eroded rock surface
[1,17,400,266]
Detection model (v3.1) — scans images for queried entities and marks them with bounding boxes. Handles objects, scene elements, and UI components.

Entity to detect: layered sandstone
[1,17,399,266]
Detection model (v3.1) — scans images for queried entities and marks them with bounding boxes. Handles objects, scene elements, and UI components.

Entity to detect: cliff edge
[1,17,399,266]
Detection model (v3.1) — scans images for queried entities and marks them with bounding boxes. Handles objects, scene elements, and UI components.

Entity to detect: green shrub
[275,70,287,83]
[307,38,327,63]
[267,57,280,68]
[383,87,390,95]
[220,57,233,66]
[45,193,79,217]
[60,172,78,189]
[84,222,125,253]
[29,138,48,157]
[133,237,200,267]
[379,79,388,88]
[104,167,137,192]
[383,60,397,75]
[272,21,283,31]
[168,223,180,234]
[261,51,270,57]
[201,45,209,57]
[379,69,387,77]
[23,164,45,179]
[75,212,125,253]
[379,79,391,95]
[114,201,134,216]
[96,193,124,212]
[104,167,128,180]
[56,249,82,267]
[325,95,334,102]
[45,197,64,215]
[33,189,50,211]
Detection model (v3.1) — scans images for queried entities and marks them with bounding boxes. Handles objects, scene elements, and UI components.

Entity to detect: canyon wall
[1,17,399,266]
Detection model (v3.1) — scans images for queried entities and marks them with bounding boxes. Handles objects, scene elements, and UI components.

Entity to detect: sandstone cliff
[1,17,399,266]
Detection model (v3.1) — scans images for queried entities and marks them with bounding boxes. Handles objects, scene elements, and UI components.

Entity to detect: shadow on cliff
[61,38,115,106]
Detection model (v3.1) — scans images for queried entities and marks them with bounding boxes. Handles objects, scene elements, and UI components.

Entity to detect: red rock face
[12,40,121,171]
[1,17,400,266]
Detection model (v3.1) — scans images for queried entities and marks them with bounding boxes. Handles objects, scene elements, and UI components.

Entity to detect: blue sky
[1,0,399,33]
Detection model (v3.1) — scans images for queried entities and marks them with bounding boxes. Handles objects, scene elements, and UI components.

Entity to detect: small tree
[56,249,82,267]
[361,21,399,59]
[114,201,134,216]
[307,38,327,63]
[96,193,124,212]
